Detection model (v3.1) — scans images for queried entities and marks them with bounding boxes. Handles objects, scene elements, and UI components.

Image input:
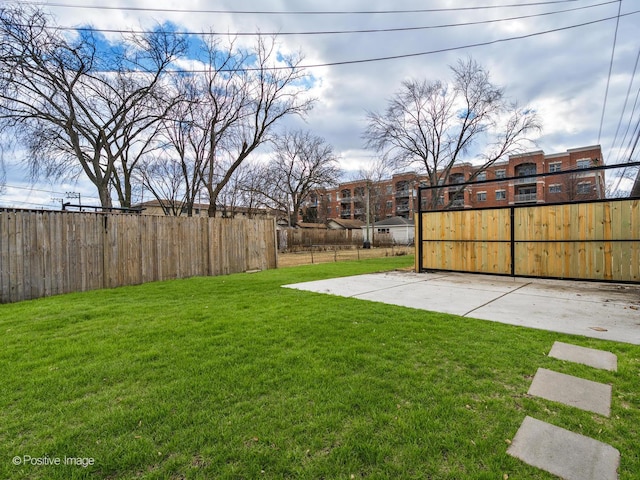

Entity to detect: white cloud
[2,0,638,207]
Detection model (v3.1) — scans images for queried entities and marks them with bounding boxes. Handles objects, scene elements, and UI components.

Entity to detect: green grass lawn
[1,256,639,479]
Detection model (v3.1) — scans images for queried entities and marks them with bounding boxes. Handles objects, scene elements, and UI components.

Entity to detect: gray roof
[373,216,414,227]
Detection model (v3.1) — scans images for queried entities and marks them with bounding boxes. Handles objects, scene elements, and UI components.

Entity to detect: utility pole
[51,197,64,210]
[363,180,371,249]
[65,191,81,211]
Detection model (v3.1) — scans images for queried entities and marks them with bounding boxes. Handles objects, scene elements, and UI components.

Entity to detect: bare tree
[354,156,396,222]
[0,5,184,208]
[137,155,190,216]
[363,57,541,209]
[139,81,206,216]
[178,35,315,218]
[232,161,271,218]
[260,130,341,226]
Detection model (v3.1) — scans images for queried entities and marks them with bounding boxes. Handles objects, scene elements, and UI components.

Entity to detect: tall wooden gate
[416,199,640,282]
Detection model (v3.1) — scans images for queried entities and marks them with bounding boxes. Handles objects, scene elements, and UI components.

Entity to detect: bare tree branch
[256,129,341,226]
[363,57,541,209]
[0,5,185,208]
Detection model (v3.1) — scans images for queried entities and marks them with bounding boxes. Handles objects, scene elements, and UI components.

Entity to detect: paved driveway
[284,271,640,345]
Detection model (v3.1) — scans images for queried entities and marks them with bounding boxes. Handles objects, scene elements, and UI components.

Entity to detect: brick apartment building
[305,145,605,222]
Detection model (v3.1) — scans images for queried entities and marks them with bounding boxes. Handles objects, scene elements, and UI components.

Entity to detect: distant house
[134,200,211,217]
[296,222,327,229]
[133,200,282,219]
[363,216,415,245]
[326,218,365,230]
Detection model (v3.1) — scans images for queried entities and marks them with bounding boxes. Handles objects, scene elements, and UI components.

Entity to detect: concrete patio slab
[470,284,640,344]
[283,271,640,344]
[528,368,612,416]
[549,341,618,371]
[507,416,620,480]
[283,272,439,298]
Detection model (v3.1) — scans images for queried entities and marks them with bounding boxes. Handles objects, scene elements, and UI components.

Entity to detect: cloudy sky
[1,0,639,208]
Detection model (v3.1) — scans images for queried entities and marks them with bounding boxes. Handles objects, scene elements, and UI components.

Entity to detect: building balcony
[340,197,352,204]
[395,189,410,198]
[340,209,351,217]
[514,176,537,185]
[514,193,537,203]
[354,208,364,215]
[396,205,410,213]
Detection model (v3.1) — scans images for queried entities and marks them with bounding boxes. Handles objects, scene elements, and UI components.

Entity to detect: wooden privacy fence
[417,198,640,282]
[279,228,363,251]
[0,211,277,303]
[278,228,396,252]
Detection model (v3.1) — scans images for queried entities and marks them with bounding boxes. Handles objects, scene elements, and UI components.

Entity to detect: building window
[549,184,562,194]
[549,162,562,173]
[386,201,393,209]
[377,228,390,234]
[449,173,465,184]
[515,163,536,176]
[386,185,393,194]
[495,169,506,179]
[496,190,506,200]
[476,192,487,202]
[327,193,332,202]
[476,171,487,181]
[576,159,592,169]
[577,183,591,194]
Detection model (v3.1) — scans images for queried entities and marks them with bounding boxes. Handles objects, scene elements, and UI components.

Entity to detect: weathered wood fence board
[280,228,396,252]
[0,212,277,303]
[418,198,640,282]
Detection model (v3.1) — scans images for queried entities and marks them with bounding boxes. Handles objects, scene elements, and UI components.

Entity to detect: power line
[33,10,633,74]
[146,10,639,72]
[2,183,101,200]
[0,199,58,208]
[597,0,622,144]
[23,1,618,37]
[2,183,67,195]
[14,0,588,16]
[608,47,640,161]
[611,118,640,193]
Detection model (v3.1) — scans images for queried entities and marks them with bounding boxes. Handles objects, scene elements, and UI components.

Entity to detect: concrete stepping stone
[549,341,617,371]
[528,368,611,416]
[507,416,620,480]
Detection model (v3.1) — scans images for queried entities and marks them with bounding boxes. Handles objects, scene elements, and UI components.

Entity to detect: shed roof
[373,216,414,227]
[328,218,365,229]
[297,222,327,229]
